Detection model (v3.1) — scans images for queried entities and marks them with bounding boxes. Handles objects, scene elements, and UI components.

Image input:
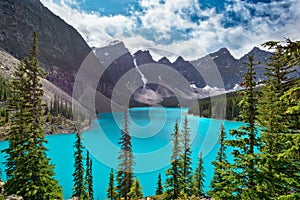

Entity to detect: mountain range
[92,41,273,106]
[1,0,299,110]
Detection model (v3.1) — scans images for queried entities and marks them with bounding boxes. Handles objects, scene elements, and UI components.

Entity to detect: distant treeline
[188,90,242,120]
[0,75,10,124]
[0,74,87,131]
[0,75,10,101]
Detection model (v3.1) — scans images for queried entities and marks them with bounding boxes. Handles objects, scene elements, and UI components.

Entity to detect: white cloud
[221,0,300,58]
[41,0,136,47]
[41,0,300,60]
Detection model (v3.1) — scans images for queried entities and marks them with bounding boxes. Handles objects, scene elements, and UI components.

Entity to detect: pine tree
[224,55,260,199]
[53,94,59,115]
[116,110,134,200]
[193,152,205,197]
[155,173,163,195]
[208,124,232,199]
[68,101,73,120]
[128,178,143,200]
[281,79,300,131]
[181,115,193,196]
[280,80,300,167]
[256,40,300,198]
[3,31,62,199]
[278,84,300,199]
[72,131,87,199]
[86,151,94,200]
[107,168,117,200]
[165,120,184,199]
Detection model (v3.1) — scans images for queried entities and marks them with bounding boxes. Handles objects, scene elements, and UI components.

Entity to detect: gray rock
[0,0,91,94]
[5,194,23,200]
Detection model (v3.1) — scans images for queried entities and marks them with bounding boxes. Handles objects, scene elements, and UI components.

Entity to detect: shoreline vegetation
[0,47,92,141]
[0,118,92,141]
[0,109,92,141]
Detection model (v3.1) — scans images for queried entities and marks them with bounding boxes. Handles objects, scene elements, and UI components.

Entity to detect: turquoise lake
[0,107,243,199]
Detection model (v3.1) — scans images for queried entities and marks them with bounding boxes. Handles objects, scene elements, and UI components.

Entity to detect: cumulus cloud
[41,0,300,60]
[41,0,136,47]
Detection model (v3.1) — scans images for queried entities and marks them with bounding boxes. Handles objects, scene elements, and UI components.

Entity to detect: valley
[0,0,299,199]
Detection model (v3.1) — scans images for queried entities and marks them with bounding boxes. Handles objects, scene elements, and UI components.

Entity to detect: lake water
[0,107,243,199]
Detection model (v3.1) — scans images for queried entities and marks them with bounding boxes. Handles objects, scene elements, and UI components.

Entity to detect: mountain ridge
[92,41,276,106]
[94,41,272,90]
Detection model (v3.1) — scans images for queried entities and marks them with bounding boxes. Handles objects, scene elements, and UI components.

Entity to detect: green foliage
[192,152,205,197]
[128,178,143,199]
[107,169,117,200]
[0,75,11,127]
[155,173,163,195]
[181,116,193,196]
[165,120,184,199]
[0,75,11,102]
[86,151,94,200]
[208,124,232,199]
[72,131,87,199]
[223,55,261,199]
[188,90,242,120]
[116,110,134,200]
[256,40,300,198]
[281,80,300,123]
[3,31,62,199]
[206,39,300,199]
[49,94,75,122]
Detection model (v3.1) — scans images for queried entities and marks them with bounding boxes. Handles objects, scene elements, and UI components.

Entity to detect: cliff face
[0,0,91,93]
[0,0,91,70]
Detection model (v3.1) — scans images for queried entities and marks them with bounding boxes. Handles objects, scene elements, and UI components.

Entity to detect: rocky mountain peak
[133,50,155,65]
[174,56,185,63]
[210,47,236,60]
[94,41,129,66]
[217,47,231,55]
[158,56,171,65]
[240,46,271,61]
[248,46,268,55]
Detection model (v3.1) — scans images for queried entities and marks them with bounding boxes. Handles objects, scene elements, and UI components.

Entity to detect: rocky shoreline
[0,119,92,141]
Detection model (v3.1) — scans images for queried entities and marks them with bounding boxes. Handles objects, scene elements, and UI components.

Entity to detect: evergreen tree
[155,173,163,195]
[165,120,184,199]
[86,151,94,200]
[281,79,300,130]
[68,101,73,119]
[128,178,143,200]
[3,32,62,199]
[107,169,117,200]
[256,40,300,198]
[53,94,59,115]
[208,124,232,199]
[72,131,87,199]
[188,91,242,120]
[224,55,260,199]
[280,80,300,169]
[193,152,205,197]
[181,115,193,196]
[116,110,134,200]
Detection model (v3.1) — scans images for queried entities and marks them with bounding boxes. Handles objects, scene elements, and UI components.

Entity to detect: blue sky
[41,0,300,61]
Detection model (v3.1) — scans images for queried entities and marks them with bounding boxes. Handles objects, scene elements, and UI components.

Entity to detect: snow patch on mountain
[133,56,148,87]
[190,84,244,99]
